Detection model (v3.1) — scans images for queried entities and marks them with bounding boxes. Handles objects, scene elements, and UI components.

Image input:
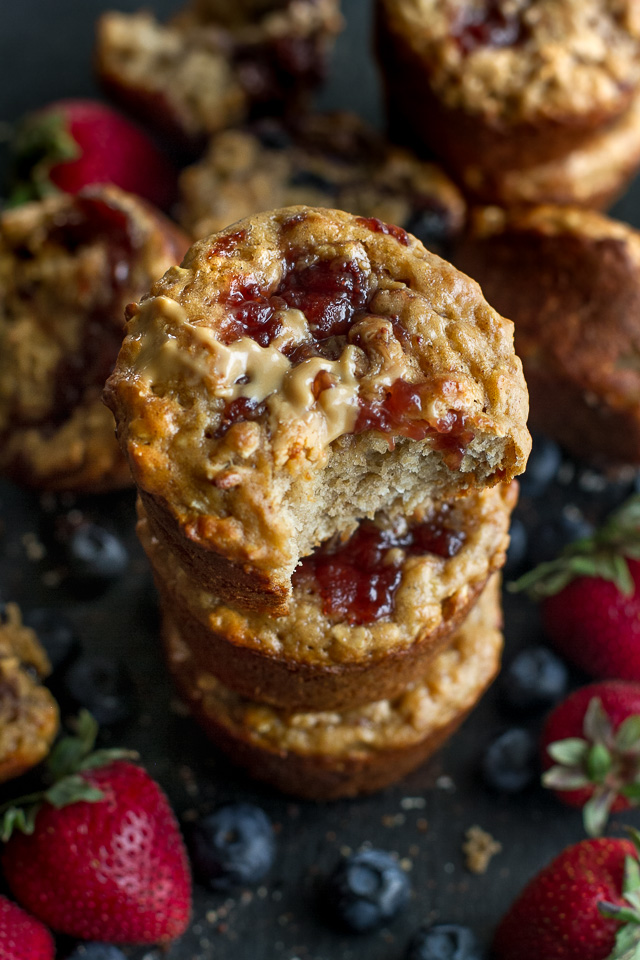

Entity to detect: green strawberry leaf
[587,743,613,784]
[7,109,77,206]
[584,698,615,745]
[622,784,640,801]
[546,738,589,766]
[78,748,138,771]
[624,855,640,899]
[608,923,640,960]
[584,788,616,837]
[0,803,39,842]
[44,774,104,809]
[542,766,590,790]
[511,493,640,599]
[617,717,640,753]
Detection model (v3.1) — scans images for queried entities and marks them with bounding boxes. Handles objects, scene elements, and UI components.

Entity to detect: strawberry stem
[0,710,137,842]
[510,494,640,600]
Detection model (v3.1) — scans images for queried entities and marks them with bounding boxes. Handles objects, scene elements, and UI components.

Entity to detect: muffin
[376,0,640,201]
[0,604,59,784]
[140,480,515,710]
[105,206,530,614]
[164,574,503,800]
[455,205,640,464]
[179,112,465,254]
[0,186,189,493]
[458,88,640,209]
[95,0,343,149]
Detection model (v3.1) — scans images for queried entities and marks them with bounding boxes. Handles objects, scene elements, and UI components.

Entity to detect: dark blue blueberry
[503,516,528,577]
[406,923,483,960]
[288,168,336,194]
[406,206,452,248]
[66,945,127,960]
[482,728,537,793]
[66,522,129,586]
[526,511,594,567]
[519,434,562,497]
[23,608,79,672]
[500,646,568,713]
[253,121,293,151]
[64,655,137,726]
[326,848,410,933]
[188,803,276,892]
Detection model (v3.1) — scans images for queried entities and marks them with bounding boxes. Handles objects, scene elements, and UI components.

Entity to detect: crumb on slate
[463,825,502,875]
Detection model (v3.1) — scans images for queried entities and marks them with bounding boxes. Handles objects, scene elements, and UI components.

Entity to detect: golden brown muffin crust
[0,186,189,493]
[140,481,515,709]
[455,205,640,463]
[106,205,529,612]
[0,604,59,784]
[163,575,503,798]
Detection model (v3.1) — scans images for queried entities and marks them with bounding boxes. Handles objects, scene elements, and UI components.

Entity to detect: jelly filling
[293,509,466,625]
[11,195,137,429]
[452,2,525,55]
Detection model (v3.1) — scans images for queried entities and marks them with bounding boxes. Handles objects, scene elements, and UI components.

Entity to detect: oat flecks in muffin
[106,206,530,613]
[386,0,640,122]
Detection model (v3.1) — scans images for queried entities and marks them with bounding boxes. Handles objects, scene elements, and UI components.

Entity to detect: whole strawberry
[0,712,191,945]
[7,99,176,210]
[493,834,640,960]
[514,495,640,681]
[542,682,640,836]
[0,895,54,960]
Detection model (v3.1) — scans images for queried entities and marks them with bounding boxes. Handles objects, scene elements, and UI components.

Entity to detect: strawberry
[0,711,191,945]
[513,494,640,681]
[542,682,640,836]
[0,895,54,960]
[7,99,177,210]
[493,834,640,960]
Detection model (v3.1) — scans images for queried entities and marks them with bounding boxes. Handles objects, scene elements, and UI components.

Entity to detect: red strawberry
[514,494,640,681]
[493,835,640,960]
[0,711,191,945]
[0,895,54,960]
[8,99,177,210]
[542,682,640,836]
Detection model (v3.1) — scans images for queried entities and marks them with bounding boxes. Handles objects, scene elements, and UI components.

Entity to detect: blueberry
[482,728,537,793]
[526,510,594,567]
[500,647,568,713]
[326,849,410,933]
[64,655,137,726]
[503,516,527,576]
[23,608,79,672]
[520,434,562,497]
[188,803,276,892]
[288,168,336,194]
[66,522,129,585]
[406,205,453,248]
[253,120,293,151]
[406,923,483,960]
[66,946,127,960]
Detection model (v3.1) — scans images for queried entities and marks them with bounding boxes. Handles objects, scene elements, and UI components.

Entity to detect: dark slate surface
[1,2,640,959]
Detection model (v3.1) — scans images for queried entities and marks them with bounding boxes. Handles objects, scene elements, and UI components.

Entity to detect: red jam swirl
[293,510,466,625]
[452,2,524,55]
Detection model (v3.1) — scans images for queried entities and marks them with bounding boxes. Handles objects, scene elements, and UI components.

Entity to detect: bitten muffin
[105,206,530,614]
[0,186,189,493]
[95,0,343,149]
[178,113,465,253]
[455,205,640,465]
[164,575,503,800]
[0,604,59,784]
[140,480,515,710]
[376,0,640,199]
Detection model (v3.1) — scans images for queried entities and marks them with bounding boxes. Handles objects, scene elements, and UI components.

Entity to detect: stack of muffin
[105,205,530,799]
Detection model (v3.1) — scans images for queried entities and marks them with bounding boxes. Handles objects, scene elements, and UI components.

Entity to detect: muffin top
[380,0,640,124]
[107,205,529,506]
[179,113,465,247]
